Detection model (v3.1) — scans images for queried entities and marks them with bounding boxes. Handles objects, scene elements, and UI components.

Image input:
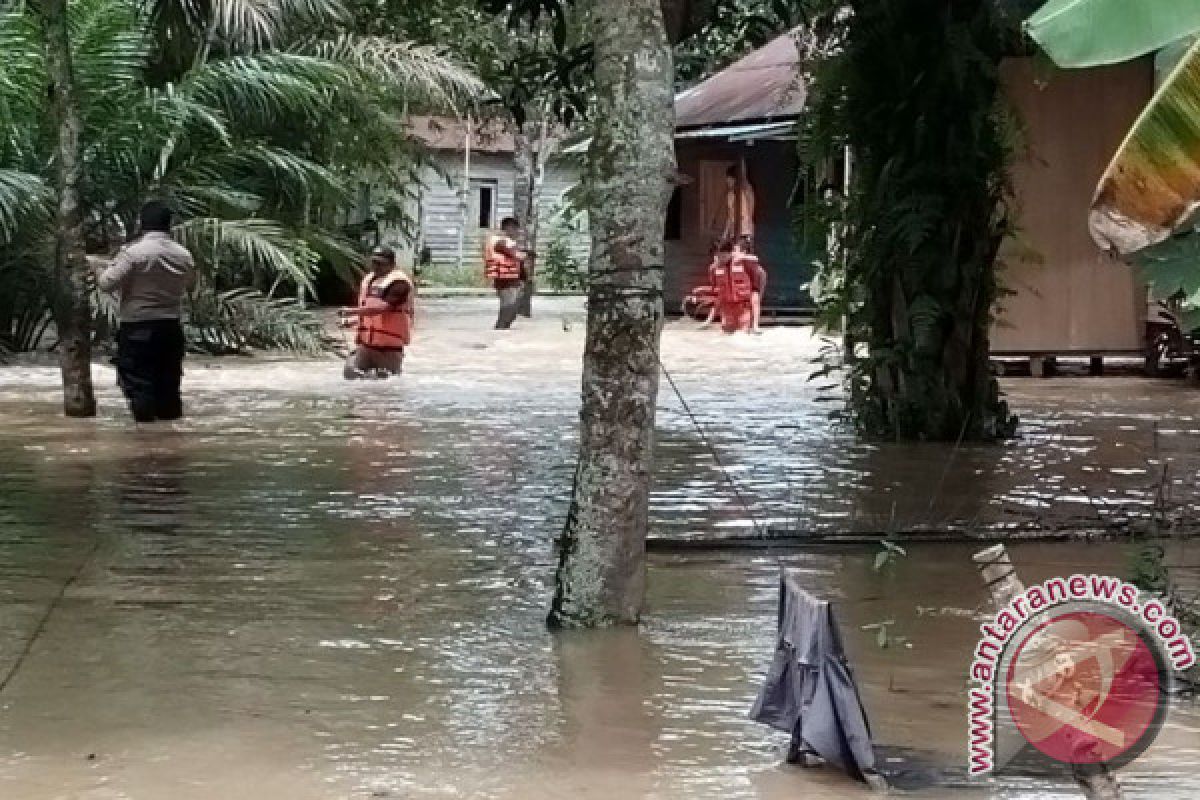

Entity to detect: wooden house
[403,116,589,274]
[667,31,1155,358]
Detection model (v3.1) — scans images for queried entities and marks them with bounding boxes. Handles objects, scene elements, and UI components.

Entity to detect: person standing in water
[483,217,527,330]
[96,201,195,423]
[340,246,415,379]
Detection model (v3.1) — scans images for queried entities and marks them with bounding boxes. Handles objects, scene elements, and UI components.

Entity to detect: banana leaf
[1026,0,1200,69]
[1135,229,1200,306]
[1157,35,1197,87]
[1090,37,1200,255]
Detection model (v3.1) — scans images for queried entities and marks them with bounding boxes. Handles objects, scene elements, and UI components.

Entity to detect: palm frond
[184,52,350,125]
[300,226,360,283]
[217,143,351,203]
[0,9,46,165]
[175,216,319,292]
[0,169,50,244]
[306,35,488,109]
[209,0,349,50]
[172,183,264,218]
[70,0,150,100]
[187,285,332,354]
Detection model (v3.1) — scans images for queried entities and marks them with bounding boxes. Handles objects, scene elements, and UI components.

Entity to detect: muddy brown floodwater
[1,296,1199,799]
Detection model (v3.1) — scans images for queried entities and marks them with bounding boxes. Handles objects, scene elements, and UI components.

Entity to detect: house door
[697,160,736,244]
[467,179,499,231]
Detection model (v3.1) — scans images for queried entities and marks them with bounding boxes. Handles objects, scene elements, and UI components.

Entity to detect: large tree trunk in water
[36,0,96,417]
[548,0,675,628]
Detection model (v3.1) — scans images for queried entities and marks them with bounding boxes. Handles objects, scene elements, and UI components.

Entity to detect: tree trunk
[36,0,96,417]
[548,0,676,628]
[514,117,548,317]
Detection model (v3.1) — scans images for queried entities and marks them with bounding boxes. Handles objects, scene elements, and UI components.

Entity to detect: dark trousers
[116,320,185,423]
[495,281,523,329]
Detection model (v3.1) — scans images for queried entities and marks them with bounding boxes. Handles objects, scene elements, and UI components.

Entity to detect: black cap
[370,246,396,263]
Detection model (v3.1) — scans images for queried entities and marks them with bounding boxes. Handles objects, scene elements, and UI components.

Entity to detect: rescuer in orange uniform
[339,246,415,379]
[483,217,527,330]
[704,238,759,334]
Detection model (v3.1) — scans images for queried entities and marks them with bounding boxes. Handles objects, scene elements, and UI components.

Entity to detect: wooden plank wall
[414,153,589,268]
[994,58,1154,353]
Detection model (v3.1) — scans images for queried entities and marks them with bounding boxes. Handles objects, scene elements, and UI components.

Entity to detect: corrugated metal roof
[675,30,806,131]
[675,121,796,141]
[406,116,516,154]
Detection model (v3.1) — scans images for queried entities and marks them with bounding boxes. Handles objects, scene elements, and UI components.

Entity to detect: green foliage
[539,204,587,291]
[187,287,332,355]
[1136,229,1200,310]
[675,0,813,85]
[1026,0,1200,69]
[802,0,1020,441]
[0,0,480,354]
[1130,543,1169,595]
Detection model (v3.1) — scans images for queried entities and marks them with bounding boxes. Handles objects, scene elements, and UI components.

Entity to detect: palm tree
[0,0,483,410]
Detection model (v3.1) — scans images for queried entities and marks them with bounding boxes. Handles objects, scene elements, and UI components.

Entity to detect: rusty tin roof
[675,30,806,131]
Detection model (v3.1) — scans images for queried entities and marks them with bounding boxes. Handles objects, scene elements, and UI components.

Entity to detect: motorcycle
[681,283,718,320]
[1146,298,1200,377]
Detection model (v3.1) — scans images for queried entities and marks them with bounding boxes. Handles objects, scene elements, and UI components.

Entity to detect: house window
[664,188,682,241]
[477,183,496,229]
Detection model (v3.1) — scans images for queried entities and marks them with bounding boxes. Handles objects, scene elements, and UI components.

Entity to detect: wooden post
[973,545,1124,800]
[456,115,473,271]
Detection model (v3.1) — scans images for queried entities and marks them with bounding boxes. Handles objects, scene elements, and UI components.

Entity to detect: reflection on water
[0,298,1198,798]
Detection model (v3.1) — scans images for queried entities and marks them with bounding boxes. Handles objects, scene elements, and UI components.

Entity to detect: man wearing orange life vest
[700,239,768,335]
[705,238,760,334]
[339,246,415,379]
[700,241,734,329]
[483,217,527,330]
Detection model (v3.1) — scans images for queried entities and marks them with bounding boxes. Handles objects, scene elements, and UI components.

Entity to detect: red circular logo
[1005,610,1165,767]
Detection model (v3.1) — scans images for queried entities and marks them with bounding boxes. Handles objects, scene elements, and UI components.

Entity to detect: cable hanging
[658,354,767,537]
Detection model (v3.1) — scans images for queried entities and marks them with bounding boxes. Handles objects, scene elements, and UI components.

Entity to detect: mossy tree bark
[807,0,1019,441]
[34,0,96,417]
[548,0,675,628]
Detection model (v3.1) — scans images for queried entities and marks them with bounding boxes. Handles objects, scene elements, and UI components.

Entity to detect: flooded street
[1,296,1199,798]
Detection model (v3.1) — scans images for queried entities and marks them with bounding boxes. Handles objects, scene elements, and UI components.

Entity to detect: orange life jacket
[483,233,522,281]
[356,269,414,350]
[713,254,755,306]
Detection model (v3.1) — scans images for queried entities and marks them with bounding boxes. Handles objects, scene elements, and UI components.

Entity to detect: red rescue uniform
[483,233,523,282]
[356,269,414,350]
[712,254,755,333]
